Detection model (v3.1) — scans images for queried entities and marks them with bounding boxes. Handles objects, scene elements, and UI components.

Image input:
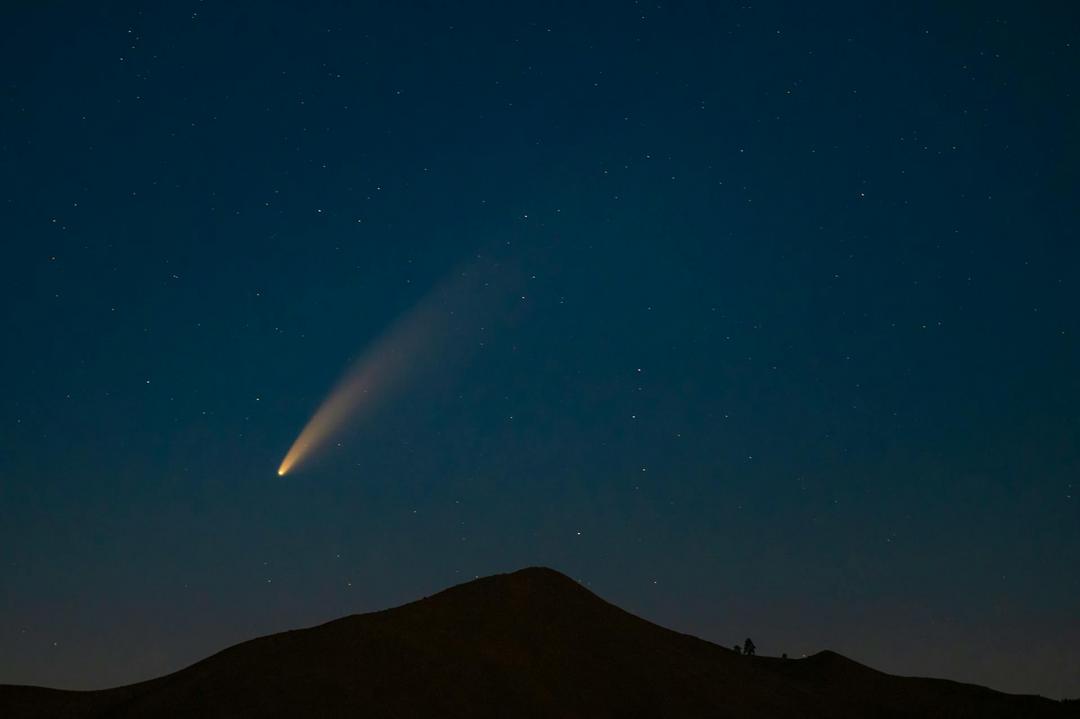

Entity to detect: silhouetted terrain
[0,567,1071,718]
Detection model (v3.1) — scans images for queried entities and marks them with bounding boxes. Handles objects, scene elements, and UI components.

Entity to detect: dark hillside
[0,568,1067,718]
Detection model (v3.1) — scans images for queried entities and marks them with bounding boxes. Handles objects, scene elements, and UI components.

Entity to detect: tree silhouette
[733,644,742,655]
[743,638,756,656]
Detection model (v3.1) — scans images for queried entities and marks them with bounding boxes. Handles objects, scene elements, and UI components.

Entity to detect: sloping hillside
[0,567,1069,718]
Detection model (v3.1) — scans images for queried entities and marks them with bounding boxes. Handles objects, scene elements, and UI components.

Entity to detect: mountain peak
[465,565,580,588]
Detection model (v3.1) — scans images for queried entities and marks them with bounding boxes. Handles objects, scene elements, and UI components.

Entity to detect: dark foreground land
[1,567,1072,718]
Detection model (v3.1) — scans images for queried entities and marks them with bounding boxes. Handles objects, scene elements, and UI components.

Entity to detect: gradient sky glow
[1,0,1078,700]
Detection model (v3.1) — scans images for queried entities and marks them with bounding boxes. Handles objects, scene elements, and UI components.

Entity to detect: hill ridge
[0,567,1070,718]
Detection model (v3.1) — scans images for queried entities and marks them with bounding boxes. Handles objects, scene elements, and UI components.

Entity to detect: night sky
[2,1,1078,700]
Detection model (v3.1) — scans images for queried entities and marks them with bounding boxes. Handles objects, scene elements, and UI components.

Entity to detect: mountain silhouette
[0,567,1071,718]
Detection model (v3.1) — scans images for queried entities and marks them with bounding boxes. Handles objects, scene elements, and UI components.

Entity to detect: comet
[276,259,500,476]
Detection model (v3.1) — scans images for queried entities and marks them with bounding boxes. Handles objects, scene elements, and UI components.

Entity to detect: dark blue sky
[2,0,1078,699]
